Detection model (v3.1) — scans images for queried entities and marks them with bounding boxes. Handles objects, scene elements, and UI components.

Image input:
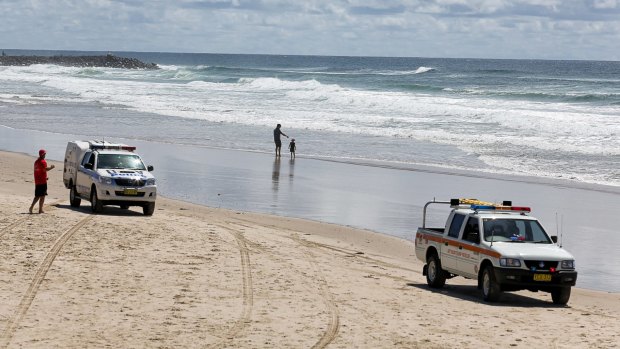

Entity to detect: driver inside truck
[484,222,505,241]
[505,220,524,241]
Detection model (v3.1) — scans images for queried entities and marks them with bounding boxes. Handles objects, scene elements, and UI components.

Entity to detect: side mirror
[551,236,558,243]
[147,165,154,171]
[84,163,93,170]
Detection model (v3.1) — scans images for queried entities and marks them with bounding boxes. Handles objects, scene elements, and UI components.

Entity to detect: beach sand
[1,151,619,349]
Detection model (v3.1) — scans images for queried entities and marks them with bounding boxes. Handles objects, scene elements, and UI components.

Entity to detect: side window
[81,152,94,166]
[448,213,465,238]
[87,153,95,167]
[462,217,480,244]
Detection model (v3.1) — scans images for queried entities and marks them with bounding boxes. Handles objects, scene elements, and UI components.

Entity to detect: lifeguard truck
[63,140,157,215]
[414,199,577,304]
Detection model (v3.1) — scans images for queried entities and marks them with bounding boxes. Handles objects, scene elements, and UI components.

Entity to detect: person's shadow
[288,158,295,184]
[272,158,281,192]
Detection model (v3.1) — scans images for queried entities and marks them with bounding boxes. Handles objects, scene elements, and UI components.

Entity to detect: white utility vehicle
[414,198,577,304]
[63,140,157,215]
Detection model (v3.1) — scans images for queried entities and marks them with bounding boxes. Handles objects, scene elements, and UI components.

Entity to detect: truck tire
[143,202,155,216]
[426,254,446,288]
[551,287,571,305]
[90,188,103,213]
[69,185,81,208]
[482,265,501,302]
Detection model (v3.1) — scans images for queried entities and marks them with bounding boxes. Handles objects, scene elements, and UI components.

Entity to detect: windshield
[97,154,146,170]
[482,218,551,243]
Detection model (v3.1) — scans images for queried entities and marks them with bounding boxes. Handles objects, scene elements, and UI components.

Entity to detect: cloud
[0,0,618,60]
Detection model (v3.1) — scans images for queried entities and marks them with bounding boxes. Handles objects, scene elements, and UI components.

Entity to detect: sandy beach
[1,151,619,348]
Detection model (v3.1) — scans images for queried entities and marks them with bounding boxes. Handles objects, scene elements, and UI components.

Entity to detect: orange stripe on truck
[417,232,501,258]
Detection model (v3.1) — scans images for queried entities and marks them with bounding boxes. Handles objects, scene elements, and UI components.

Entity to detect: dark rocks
[0,53,159,69]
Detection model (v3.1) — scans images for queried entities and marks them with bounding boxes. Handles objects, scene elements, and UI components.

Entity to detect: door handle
[444,242,449,246]
[459,246,463,250]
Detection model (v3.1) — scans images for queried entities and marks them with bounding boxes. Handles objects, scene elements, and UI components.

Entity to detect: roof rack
[450,198,530,213]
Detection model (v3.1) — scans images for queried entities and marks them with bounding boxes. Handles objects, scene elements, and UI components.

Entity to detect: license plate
[123,188,138,195]
[533,274,552,282]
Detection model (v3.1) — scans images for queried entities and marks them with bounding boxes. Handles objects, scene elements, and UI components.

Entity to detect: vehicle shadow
[406,282,569,308]
[53,203,149,217]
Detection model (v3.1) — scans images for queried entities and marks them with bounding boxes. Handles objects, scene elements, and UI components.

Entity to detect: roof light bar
[471,205,496,210]
[449,198,530,212]
[89,144,136,152]
[471,204,530,212]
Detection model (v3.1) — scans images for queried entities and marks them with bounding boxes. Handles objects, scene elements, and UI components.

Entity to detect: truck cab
[415,199,577,304]
[63,140,157,215]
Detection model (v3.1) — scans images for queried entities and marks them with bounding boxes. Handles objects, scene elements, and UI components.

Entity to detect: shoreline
[1,150,619,348]
[4,124,619,193]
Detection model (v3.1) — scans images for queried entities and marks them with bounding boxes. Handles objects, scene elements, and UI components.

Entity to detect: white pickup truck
[63,140,157,215]
[414,199,577,304]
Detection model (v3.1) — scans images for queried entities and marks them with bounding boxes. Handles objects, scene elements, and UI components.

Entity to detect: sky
[1,0,619,60]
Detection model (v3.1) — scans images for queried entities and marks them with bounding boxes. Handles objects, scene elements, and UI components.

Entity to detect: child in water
[288,138,296,159]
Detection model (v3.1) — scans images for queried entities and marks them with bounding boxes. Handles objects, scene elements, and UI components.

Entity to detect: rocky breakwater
[0,53,159,69]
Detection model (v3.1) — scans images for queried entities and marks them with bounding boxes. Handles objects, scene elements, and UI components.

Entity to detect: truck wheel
[90,188,103,213]
[426,254,446,288]
[143,202,155,216]
[69,186,81,208]
[482,266,501,302]
[551,287,571,305]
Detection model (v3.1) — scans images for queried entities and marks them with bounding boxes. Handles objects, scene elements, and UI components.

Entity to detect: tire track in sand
[0,200,64,239]
[289,233,340,349]
[204,224,254,348]
[223,221,340,348]
[0,215,94,349]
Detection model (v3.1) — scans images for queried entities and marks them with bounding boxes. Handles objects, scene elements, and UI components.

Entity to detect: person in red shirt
[29,149,55,214]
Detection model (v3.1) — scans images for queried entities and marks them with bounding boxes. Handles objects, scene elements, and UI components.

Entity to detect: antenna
[560,214,564,248]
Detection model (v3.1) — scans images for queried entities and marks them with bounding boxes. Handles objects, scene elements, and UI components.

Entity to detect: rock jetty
[0,53,159,69]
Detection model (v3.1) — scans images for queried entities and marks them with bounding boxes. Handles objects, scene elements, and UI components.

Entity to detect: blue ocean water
[1,49,619,187]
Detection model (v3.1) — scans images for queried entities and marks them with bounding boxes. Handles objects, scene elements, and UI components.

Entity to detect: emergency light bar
[89,144,136,152]
[450,198,530,213]
[471,204,531,213]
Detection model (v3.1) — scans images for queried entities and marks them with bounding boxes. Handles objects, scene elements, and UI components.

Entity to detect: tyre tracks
[204,224,254,349]
[217,221,341,348]
[229,220,341,347]
[0,200,64,240]
[289,233,340,349]
[0,214,94,349]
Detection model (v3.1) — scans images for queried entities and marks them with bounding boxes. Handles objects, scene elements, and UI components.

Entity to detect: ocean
[1,50,618,187]
[1,50,620,292]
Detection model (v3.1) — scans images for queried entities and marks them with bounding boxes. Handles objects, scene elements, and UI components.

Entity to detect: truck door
[457,217,482,278]
[440,213,466,272]
[76,151,95,196]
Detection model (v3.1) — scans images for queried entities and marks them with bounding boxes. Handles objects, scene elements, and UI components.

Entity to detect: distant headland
[0,52,159,69]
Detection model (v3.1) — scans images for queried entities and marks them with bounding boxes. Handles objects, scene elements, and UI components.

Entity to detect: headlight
[500,258,521,267]
[146,178,156,186]
[98,176,114,185]
[561,260,575,269]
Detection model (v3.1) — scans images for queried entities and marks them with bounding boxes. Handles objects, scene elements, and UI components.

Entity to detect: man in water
[273,124,289,157]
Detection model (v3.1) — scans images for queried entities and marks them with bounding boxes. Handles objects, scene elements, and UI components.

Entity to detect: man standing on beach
[29,149,55,214]
[273,124,288,157]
